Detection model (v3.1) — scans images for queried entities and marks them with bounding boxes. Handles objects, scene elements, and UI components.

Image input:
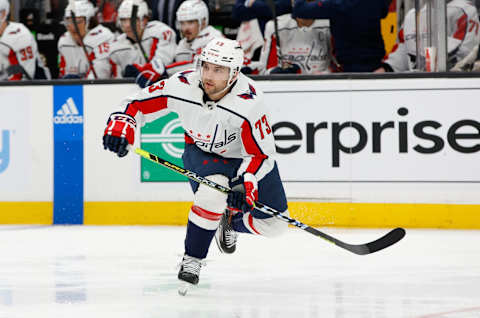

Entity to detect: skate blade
[178,281,194,296]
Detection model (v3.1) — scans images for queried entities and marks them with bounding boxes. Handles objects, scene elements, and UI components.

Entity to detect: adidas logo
[54,97,83,124]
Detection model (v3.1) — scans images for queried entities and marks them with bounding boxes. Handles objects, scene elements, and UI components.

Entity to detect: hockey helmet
[176,0,209,30]
[64,0,96,24]
[117,0,149,20]
[199,38,244,87]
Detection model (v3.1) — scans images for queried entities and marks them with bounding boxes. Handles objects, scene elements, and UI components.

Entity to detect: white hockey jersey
[120,69,276,181]
[385,0,480,71]
[58,24,114,79]
[256,14,333,74]
[167,26,223,75]
[0,22,43,80]
[109,20,176,78]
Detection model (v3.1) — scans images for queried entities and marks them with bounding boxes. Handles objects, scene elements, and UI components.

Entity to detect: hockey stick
[131,4,149,64]
[265,0,283,66]
[70,9,98,79]
[132,147,406,255]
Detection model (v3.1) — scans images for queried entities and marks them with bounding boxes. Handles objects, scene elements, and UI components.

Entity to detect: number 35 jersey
[119,70,277,181]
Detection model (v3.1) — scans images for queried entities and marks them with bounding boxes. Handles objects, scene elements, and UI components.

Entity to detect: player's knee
[193,174,228,212]
[254,211,289,237]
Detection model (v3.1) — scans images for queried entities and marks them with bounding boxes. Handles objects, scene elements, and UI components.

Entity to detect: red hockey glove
[227,173,258,213]
[103,112,136,157]
[124,59,166,88]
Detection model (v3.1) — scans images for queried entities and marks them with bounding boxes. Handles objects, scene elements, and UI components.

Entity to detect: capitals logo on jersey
[178,70,194,84]
[238,84,257,100]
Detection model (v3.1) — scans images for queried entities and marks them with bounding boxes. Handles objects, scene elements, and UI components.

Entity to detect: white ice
[0,226,479,318]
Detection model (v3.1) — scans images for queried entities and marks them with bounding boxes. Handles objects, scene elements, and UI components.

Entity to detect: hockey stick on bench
[132,147,406,255]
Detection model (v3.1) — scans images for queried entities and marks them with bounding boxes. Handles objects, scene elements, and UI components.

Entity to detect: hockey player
[165,0,223,75]
[103,38,289,295]
[254,12,334,74]
[0,0,50,80]
[111,0,176,88]
[376,0,480,72]
[58,0,114,79]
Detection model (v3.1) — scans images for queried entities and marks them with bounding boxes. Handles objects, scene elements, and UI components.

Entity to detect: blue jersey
[293,0,392,72]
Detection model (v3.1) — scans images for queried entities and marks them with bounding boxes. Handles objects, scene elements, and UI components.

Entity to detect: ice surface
[0,226,479,318]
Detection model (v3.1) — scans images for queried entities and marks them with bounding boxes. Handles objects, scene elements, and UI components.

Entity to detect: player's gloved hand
[124,59,166,88]
[103,112,136,157]
[270,63,301,74]
[227,173,258,213]
[241,66,253,74]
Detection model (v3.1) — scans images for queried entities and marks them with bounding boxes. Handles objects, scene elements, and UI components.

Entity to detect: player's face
[180,20,200,41]
[65,17,87,42]
[119,17,145,40]
[201,62,230,99]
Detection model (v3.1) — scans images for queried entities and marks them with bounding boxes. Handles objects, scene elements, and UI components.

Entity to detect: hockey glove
[124,59,166,88]
[227,173,258,213]
[103,112,136,157]
[270,64,301,74]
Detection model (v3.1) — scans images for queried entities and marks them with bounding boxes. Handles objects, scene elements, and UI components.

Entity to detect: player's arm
[228,99,276,212]
[448,6,480,70]
[124,29,177,88]
[293,0,338,19]
[89,30,115,79]
[257,20,278,74]
[103,78,174,157]
[151,27,177,66]
[378,27,408,72]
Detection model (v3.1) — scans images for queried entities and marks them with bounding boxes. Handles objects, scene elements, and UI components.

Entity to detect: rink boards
[0,77,479,227]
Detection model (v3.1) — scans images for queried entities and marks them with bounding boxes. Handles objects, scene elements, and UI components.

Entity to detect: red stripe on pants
[191,205,223,221]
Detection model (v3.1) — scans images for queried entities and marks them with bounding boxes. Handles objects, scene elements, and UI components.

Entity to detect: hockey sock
[184,221,216,259]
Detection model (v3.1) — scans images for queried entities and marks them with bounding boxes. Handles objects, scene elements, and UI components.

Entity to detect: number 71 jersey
[121,70,277,180]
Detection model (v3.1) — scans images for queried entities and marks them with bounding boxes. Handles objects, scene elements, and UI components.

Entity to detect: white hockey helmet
[0,0,9,23]
[176,0,209,30]
[117,0,149,20]
[199,38,244,87]
[64,0,96,24]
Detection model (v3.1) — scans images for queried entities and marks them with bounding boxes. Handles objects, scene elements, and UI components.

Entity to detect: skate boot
[215,210,238,254]
[178,254,204,296]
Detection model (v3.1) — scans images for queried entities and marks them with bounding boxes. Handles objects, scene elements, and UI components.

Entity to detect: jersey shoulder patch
[177,70,195,85]
[237,83,257,100]
[84,25,113,47]
[0,22,34,49]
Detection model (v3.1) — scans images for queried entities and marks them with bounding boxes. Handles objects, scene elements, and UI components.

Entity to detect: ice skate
[215,210,238,254]
[177,254,203,296]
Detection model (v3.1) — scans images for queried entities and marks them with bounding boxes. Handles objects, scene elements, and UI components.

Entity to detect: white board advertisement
[265,82,480,182]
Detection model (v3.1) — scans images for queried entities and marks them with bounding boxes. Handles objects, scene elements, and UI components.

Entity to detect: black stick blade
[306,226,406,255]
[363,227,406,255]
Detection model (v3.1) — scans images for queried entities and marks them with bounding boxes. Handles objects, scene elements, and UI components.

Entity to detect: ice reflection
[54,255,86,304]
